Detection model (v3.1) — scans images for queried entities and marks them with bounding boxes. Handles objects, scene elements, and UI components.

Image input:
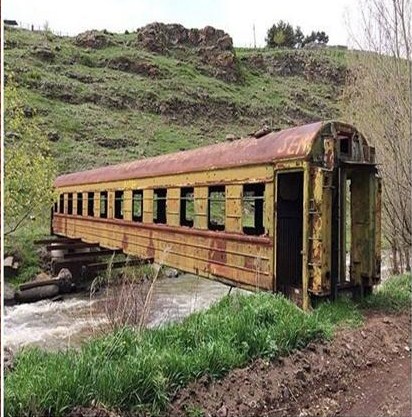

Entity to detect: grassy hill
[4,24,348,174]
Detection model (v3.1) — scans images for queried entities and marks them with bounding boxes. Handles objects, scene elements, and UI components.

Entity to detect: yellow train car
[52,121,381,308]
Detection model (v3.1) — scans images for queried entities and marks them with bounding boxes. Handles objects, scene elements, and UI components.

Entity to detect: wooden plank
[34,237,81,245]
[62,249,123,260]
[46,242,100,251]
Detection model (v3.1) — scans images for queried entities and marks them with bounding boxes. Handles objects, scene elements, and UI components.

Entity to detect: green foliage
[6,293,336,416]
[302,30,329,47]
[266,22,329,49]
[4,75,56,235]
[361,274,411,312]
[266,21,296,48]
[4,219,50,286]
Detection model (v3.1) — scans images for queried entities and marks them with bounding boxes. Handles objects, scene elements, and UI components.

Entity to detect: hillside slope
[5,23,347,174]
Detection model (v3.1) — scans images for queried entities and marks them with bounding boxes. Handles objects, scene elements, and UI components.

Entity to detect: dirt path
[169,312,411,417]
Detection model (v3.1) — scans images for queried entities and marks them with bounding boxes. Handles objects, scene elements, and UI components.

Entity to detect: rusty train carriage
[52,121,381,309]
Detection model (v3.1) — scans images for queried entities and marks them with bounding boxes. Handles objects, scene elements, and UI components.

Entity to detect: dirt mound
[135,23,239,82]
[169,311,411,417]
[75,30,115,49]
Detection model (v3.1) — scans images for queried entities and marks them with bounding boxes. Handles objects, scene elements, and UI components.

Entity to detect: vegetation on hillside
[4,25,346,175]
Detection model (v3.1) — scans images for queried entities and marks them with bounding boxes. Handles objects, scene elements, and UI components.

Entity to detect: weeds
[361,273,411,312]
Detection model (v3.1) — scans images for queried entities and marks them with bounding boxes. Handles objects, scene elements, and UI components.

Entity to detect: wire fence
[6,21,71,37]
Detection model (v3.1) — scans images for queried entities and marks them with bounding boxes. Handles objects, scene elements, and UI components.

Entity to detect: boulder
[47,131,60,142]
[164,268,179,278]
[4,283,16,306]
[75,30,114,49]
[4,347,14,373]
[4,256,19,279]
[32,44,55,61]
[57,268,74,293]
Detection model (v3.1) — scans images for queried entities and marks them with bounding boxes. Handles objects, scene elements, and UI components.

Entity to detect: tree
[4,76,56,235]
[266,21,296,48]
[302,30,329,47]
[294,26,305,48]
[343,0,411,273]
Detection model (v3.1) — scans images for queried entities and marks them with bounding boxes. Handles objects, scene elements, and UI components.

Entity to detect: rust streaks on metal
[55,121,326,187]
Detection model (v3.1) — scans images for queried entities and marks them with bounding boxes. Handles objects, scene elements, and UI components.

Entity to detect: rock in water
[4,283,16,306]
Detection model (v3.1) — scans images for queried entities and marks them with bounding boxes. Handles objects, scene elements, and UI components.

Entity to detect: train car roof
[54,120,356,187]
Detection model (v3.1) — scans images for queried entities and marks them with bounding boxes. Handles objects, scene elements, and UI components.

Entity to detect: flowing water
[4,274,245,352]
[5,250,398,352]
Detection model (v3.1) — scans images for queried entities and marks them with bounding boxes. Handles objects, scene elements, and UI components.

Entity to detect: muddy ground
[70,310,410,417]
[169,311,411,417]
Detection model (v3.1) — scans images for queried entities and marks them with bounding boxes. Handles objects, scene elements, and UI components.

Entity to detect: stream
[4,274,244,352]
[4,249,399,352]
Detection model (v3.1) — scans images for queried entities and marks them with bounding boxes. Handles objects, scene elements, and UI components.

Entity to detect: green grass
[5,27,345,174]
[7,274,411,416]
[361,273,412,312]
[4,218,50,286]
[6,292,345,417]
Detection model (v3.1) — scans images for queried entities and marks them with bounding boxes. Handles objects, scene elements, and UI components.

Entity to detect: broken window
[132,190,143,222]
[208,186,225,231]
[114,191,124,219]
[77,193,83,216]
[59,194,64,214]
[100,191,108,218]
[153,188,167,224]
[87,192,94,216]
[180,187,194,227]
[243,183,265,235]
[67,193,73,215]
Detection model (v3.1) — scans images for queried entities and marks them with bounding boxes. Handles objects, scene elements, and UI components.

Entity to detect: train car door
[275,171,304,298]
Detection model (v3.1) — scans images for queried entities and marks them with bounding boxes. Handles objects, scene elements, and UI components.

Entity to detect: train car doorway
[276,171,304,295]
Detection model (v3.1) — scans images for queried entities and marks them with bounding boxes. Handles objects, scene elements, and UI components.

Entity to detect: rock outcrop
[75,30,115,49]
[135,23,240,82]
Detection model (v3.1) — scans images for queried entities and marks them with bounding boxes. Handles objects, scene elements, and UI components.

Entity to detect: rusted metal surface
[53,214,273,290]
[55,121,326,187]
[52,121,381,307]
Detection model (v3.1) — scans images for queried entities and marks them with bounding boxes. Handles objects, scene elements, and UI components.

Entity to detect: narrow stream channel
[4,274,244,352]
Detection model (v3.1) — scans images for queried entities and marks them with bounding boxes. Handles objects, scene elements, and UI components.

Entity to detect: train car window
[132,190,143,222]
[180,187,194,227]
[67,193,73,215]
[87,192,94,216]
[100,191,108,218]
[114,191,124,219]
[243,183,265,235]
[77,193,83,216]
[208,186,225,231]
[153,188,167,224]
[59,194,64,214]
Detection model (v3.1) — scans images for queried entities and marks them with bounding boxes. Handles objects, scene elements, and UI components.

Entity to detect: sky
[4,0,359,47]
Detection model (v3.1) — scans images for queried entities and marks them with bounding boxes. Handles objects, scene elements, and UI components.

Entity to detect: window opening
[153,188,167,224]
[243,183,265,235]
[208,186,225,231]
